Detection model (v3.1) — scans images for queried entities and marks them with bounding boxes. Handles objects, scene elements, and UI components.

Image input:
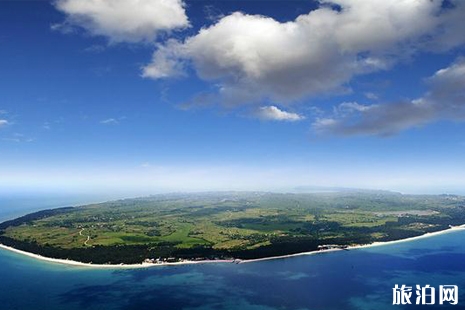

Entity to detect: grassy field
[1,191,464,263]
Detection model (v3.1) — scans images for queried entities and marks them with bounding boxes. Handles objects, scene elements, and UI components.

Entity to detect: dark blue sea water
[0,198,464,310]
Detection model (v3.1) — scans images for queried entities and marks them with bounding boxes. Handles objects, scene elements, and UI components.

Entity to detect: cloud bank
[313,58,465,136]
[54,0,189,43]
[0,119,8,127]
[143,0,465,107]
[53,0,465,134]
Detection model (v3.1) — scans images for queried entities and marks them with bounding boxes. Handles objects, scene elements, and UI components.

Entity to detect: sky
[1,0,465,196]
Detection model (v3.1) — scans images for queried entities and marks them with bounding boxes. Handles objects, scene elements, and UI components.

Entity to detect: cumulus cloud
[255,106,305,122]
[0,119,8,127]
[51,0,465,134]
[336,102,375,114]
[142,40,187,78]
[313,58,465,136]
[100,118,118,125]
[364,92,379,100]
[142,0,464,106]
[429,1,465,51]
[54,0,189,43]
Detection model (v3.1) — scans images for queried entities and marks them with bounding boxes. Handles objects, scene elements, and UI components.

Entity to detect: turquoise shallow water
[0,200,464,310]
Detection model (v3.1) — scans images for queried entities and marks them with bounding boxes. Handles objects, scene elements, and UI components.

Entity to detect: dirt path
[79,228,90,246]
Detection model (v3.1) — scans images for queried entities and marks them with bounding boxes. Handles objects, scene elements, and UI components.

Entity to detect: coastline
[348,224,465,250]
[1,224,464,269]
[240,224,465,264]
[0,244,235,269]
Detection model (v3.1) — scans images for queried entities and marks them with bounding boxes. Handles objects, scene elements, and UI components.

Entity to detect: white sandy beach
[0,244,234,269]
[1,224,464,268]
[224,224,465,264]
[348,224,465,250]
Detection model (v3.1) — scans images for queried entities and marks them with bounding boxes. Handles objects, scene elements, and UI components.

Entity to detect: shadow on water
[57,246,465,310]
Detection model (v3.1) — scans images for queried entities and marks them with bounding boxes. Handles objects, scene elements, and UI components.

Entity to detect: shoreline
[1,224,464,269]
[0,244,236,269]
[348,224,465,250]
[239,224,465,264]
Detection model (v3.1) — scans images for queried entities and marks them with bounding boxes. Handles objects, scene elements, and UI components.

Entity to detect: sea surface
[0,197,464,310]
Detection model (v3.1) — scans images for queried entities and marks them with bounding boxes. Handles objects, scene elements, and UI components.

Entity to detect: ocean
[0,197,464,310]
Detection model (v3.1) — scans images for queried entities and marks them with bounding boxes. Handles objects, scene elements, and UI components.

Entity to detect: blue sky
[1,0,465,196]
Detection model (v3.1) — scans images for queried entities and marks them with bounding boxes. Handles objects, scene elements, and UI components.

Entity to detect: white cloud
[42,122,51,130]
[143,0,461,107]
[0,119,8,127]
[1,133,33,143]
[51,0,465,134]
[255,106,304,122]
[313,118,338,131]
[364,92,379,100]
[100,118,118,125]
[83,44,106,53]
[428,1,465,51]
[312,58,465,136]
[336,102,375,114]
[140,162,152,168]
[54,0,189,43]
[142,40,187,78]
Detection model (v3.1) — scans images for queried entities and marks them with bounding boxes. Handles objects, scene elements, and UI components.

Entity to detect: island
[1,191,464,265]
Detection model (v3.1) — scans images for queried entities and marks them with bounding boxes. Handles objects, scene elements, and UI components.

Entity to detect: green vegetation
[0,191,464,264]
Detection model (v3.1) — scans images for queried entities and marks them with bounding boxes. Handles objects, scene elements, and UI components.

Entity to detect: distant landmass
[1,191,464,264]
